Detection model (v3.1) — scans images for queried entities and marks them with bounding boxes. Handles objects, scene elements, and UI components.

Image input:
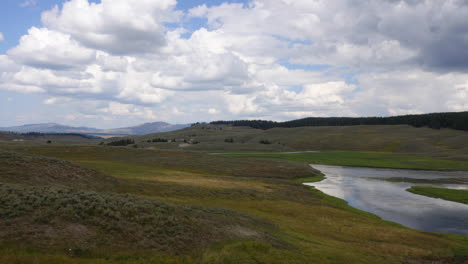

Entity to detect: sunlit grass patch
[220,151,468,170]
[407,186,468,204]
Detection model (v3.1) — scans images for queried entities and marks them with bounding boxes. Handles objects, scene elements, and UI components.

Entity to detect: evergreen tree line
[107,138,135,146]
[211,111,468,131]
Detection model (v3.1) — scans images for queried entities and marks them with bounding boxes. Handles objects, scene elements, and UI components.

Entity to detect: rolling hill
[126,124,468,160]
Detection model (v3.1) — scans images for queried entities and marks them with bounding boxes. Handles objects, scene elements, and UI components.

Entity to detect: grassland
[1,142,467,264]
[129,124,468,160]
[407,186,468,205]
[220,151,468,170]
[374,177,468,185]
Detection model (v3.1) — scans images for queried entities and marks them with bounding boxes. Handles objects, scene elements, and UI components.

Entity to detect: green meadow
[407,186,468,205]
[0,142,467,264]
[220,151,468,170]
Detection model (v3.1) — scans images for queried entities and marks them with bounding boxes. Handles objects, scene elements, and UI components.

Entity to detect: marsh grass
[221,151,468,170]
[372,177,468,184]
[407,186,468,204]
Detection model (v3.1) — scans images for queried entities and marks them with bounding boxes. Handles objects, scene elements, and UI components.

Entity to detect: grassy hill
[0,150,281,262]
[122,124,468,160]
[1,143,467,263]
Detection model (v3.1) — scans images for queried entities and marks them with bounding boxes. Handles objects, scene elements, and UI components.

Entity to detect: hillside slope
[131,124,468,159]
[212,111,468,131]
[0,150,278,257]
[0,151,117,190]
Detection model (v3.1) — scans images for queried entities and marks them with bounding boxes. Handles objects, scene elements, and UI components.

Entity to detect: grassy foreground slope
[1,144,467,263]
[407,186,468,205]
[0,149,282,263]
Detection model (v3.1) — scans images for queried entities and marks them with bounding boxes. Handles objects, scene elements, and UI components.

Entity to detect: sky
[1,0,467,128]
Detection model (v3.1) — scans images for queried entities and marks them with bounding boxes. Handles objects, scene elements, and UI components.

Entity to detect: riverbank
[407,186,468,205]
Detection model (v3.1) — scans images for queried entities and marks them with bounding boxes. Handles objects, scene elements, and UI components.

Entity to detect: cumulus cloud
[191,0,468,72]
[8,27,96,70]
[1,0,467,126]
[354,70,468,115]
[0,55,19,72]
[98,101,158,120]
[42,0,180,55]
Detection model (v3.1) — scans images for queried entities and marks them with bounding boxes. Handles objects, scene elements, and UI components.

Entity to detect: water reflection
[305,165,468,235]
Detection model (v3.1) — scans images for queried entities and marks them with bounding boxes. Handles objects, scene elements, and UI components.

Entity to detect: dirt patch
[227,225,260,238]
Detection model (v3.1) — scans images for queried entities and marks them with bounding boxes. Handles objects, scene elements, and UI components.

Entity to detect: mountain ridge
[0,122,190,135]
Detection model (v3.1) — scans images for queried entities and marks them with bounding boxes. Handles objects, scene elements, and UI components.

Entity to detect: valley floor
[0,143,467,263]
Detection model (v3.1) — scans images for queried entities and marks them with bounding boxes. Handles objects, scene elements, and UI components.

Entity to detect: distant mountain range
[0,122,190,136]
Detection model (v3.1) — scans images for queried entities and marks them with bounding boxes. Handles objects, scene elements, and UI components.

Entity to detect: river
[305,165,468,235]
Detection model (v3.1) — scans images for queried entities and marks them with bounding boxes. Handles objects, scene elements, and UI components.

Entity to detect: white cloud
[8,27,96,70]
[0,55,19,73]
[189,0,468,71]
[353,69,468,115]
[299,82,355,106]
[0,32,4,42]
[208,108,219,114]
[1,0,468,126]
[96,53,129,72]
[43,96,73,105]
[226,94,263,115]
[0,83,45,93]
[20,0,37,7]
[42,0,181,55]
[91,101,159,121]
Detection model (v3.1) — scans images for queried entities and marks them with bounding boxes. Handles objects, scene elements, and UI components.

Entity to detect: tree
[107,139,135,146]
[211,112,468,132]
